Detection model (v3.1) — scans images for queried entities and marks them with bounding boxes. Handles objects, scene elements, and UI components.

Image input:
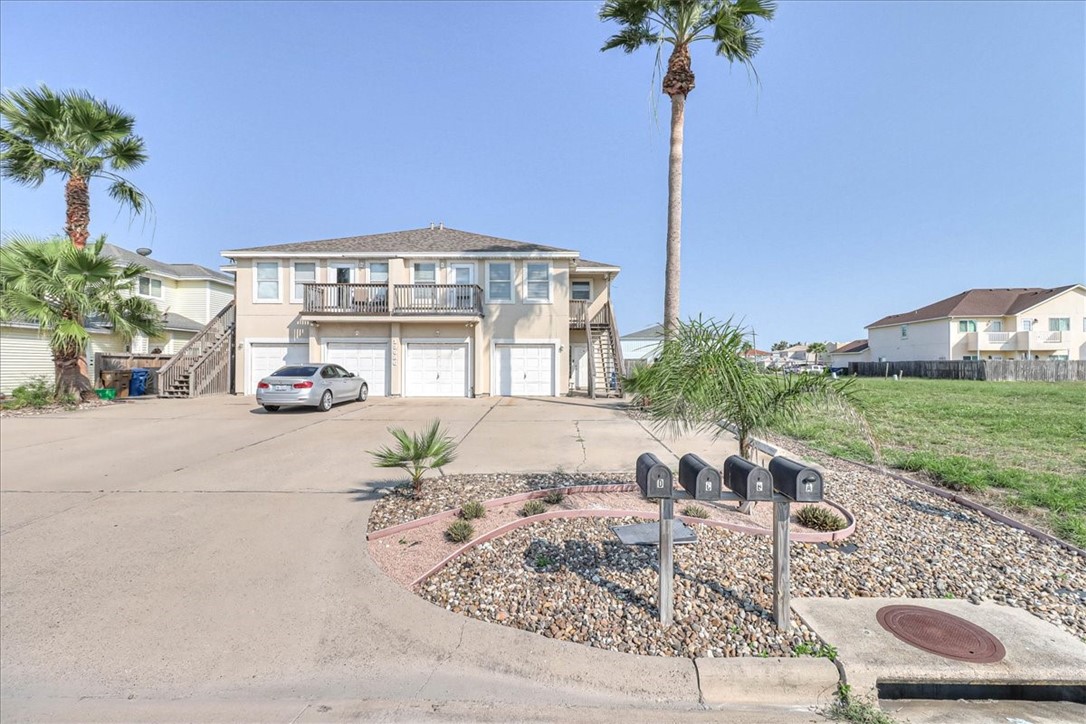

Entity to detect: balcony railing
[569,300,610,328]
[302,283,482,316]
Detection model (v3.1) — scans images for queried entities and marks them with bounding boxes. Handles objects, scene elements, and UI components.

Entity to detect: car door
[333,365,359,398]
[319,365,340,400]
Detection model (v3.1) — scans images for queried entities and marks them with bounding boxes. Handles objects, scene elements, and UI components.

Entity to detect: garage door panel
[405,344,468,397]
[326,342,388,397]
[249,343,308,394]
[497,344,554,396]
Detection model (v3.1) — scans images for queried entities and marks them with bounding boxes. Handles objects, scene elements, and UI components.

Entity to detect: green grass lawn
[772,378,1086,547]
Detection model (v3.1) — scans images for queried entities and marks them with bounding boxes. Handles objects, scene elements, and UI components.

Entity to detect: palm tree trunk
[663,94,684,336]
[65,173,90,249]
[53,345,93,400]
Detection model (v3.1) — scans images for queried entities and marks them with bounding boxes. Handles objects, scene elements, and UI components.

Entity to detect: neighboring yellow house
[221,226,622,397]
[0,243,235,394]
[865,285,1086,362]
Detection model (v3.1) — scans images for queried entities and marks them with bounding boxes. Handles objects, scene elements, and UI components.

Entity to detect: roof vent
[429,222,435,230]
[136,247,152,256]
[439,221,444,230]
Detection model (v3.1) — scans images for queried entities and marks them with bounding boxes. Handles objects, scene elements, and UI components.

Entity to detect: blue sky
[1,1,1082,345]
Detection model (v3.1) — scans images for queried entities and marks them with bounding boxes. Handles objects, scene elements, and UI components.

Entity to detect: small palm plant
[369,420,458,496]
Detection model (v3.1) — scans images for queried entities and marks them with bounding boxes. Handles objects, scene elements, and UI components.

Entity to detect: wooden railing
[570,300,588,328]
[157,301,235,397]
[187,329,235,398]
[302,283,482,316]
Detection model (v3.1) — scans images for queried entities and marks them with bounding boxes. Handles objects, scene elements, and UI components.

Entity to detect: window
[369,262,389,284]
[900,325,908,339]
[413,263,436,284]
[1049,317,1070,332]
[1022,319,1034,331]
[571,280,592,301]
[320,365,340,379]
[487,262,513,302]
[255,261,279,301]
[138,276,162,298]
[988,320,1003,332]
[292,262,316,303]
[524,262,550,302]
[962,355,979,361]
[958,320,976,333]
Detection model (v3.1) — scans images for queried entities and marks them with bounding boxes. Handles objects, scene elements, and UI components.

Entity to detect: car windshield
[271,366,318,377]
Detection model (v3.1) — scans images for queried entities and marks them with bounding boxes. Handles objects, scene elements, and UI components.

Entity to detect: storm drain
[875,604,1006,664]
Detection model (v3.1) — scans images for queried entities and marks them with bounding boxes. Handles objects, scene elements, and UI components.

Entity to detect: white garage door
[325,342,389,397]
[249,343,308,394]
[405,344,468,397]
[496,344,554,396]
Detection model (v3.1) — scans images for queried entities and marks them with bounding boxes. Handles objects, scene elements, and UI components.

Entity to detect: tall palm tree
[0,235,163,396]
[600,0,775,334]
[0,85,148,249]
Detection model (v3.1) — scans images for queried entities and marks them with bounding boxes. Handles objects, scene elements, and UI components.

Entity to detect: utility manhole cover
[875,605,1006,663]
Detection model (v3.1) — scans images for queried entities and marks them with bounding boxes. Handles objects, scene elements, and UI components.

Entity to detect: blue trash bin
[129,368,150,397]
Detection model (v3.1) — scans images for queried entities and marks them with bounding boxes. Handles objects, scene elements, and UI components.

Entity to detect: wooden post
[659,497,674,627]
[773,500,791,631]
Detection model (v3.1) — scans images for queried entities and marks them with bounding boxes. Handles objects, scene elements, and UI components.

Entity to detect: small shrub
[10,377,55,409]
[445,519,475,543]
[796,505,847,532]
[369,420,459,496]
[520,500,546,517]
[460,500,486,520]
[542,489,565,505]
[534,553,555,568]
[682,504,710,519]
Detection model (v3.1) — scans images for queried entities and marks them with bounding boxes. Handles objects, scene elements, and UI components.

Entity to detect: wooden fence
[848,360,1086,382]
[95,354,173,394]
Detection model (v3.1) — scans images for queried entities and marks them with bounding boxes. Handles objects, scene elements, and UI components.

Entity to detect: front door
[448,263,474,311]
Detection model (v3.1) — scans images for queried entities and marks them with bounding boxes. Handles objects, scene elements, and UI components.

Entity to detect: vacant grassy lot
[773,378,1086,546]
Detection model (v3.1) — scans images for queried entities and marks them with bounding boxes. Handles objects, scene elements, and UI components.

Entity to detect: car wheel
[318,390,333,412]
[263,405,280,412]
[357,383,368,402]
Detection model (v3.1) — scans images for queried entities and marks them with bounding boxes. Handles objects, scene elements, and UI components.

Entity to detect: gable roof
[622,323,664,340]
[103,243,234,284]
[867,285,1082,329]
[223,226,580,257]
[833,339,869,354]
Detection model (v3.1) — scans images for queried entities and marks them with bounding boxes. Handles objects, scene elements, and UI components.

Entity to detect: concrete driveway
[1,395,755,721]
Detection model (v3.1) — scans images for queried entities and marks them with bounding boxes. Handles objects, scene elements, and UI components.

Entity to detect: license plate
[274,385,288,391]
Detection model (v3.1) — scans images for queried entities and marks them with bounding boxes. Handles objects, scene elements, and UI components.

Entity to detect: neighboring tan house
[827,339,871,369]
[0,243,235,394]
[220,226,622,398]
[865,285,1086,362]
[769,344,812,367]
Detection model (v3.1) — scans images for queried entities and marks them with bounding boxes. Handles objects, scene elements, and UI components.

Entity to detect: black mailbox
[678,453,721,501]
[636,452,673,499]
[769,456,823,502]
[724,455,773,501]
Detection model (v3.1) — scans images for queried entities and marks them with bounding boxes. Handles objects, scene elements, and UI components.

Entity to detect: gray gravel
[367,472,633,533]
[417,456,1086,657]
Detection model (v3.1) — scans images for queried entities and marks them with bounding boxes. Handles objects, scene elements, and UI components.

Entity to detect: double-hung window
[138,276,162,298]
[524,262,551,303]
[487,262,513,303]
[292,262,316,303]
[571,280,592,301]
[900,325,908,339]
[369,261,389,307]
[255,261,280,302]
[412,262,436,307]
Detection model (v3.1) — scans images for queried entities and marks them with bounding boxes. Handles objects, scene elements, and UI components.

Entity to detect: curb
[694,656,840,708]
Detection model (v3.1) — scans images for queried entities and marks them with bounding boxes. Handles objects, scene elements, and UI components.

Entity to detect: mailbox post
[636,452,674,627]
[768,456,824,631]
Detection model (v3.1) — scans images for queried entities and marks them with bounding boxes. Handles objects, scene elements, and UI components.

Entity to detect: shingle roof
[622,323,664,340]
[576,258,620,269]
[833,339,869,354]
[867,285,1080,328]
[163,312,204,332]
[103,243,234,283]
[223,227,579,256]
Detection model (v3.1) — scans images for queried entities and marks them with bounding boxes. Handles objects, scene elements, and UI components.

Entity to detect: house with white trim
[220,226,623,398]
[865,285,1085,362]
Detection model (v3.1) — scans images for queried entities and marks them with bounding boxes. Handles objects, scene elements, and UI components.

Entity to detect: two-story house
[221,226,622,397]
[865,285,1086,362]
[0,243,235,394]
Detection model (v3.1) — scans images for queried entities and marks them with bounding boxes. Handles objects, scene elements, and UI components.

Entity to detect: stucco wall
[869,320,950,361]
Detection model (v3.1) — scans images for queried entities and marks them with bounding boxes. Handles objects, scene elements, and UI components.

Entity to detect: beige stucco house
[865,285,1086,362]
[0,243,234,394]
[221,226,622,397]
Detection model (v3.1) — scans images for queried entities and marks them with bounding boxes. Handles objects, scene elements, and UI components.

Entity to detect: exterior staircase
[585,302,625,399]
[157,302,236,398]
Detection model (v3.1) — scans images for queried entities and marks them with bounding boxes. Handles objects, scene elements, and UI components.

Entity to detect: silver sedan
[256,363,368,412]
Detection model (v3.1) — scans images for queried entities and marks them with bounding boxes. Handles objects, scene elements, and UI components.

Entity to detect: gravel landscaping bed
[418,456,1086,657]
[367,472,633,533]
[0,398,116,417]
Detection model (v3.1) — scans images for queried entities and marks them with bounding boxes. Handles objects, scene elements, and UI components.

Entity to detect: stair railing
[157,301,236,397]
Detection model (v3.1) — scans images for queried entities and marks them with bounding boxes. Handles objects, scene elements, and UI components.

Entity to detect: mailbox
[636,452,673,499]
[724,455,773,501]
[769,456,823,502]
[679,453,721,501]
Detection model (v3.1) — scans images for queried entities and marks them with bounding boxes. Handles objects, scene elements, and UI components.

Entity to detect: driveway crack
[457,398,501,444]
[415,617,467,697]
[691,656,707,708]
[574,421,587,472]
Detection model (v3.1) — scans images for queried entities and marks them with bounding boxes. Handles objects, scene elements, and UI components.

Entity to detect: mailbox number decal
[756,481,763,492]
[805,483,813,492]
[655,480,664,489]
[705,481,712,491]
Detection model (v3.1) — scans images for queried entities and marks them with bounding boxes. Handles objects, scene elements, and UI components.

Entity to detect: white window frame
[253,261,281,304]
[957,319,976,333]
[523,261,551,304]
[138,275,163,299]
[412,262,437,284]
[988,320,1003,332]
[571,280,592,301]
[1049,317,1070,332]
[900,325,908,339]
[486,261,514,304]
[368,261,389,284]
[291,261,317,304]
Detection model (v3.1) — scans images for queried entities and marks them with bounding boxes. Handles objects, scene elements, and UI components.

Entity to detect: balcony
[569,300,610,328]
[966,330,1067,352]
[302,283,483,317]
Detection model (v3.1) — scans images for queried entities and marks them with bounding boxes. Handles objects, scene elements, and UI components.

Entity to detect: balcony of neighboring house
[967,329,1067,352]
[968,331,1017,351]
[301,283,483,319]
[1019,329,1065,349]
